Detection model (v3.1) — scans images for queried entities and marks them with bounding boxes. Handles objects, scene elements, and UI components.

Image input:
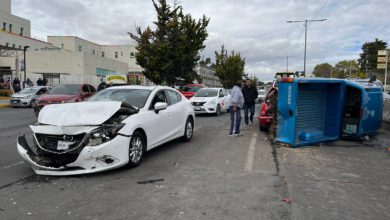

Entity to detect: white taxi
[189,88,230,115]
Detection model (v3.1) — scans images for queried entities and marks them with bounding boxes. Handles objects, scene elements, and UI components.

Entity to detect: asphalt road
[0,107,36,188]
[0,107,236,189]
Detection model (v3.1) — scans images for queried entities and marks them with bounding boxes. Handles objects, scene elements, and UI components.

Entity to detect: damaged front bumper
[17,133,130,176]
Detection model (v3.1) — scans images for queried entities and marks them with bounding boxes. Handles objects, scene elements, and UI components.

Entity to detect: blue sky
[12,0,390,81]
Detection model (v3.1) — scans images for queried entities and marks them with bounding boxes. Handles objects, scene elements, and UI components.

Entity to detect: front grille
[35,133,87,153]
[192,102,206,106]
[10,99,21,103]
[30,133,89,168]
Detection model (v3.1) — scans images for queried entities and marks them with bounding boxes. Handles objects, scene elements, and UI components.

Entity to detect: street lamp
[23,46,29,88]
[287,19,327,76]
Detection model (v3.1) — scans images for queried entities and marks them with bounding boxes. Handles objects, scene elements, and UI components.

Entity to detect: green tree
[214,45,246,88]
[358,38,387,73]
[334,60,360,78]
[130,0,210,85]
[313,63,332,77]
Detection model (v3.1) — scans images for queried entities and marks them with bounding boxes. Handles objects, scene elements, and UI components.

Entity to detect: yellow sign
[107,75,126,82]
[377,63,387,69]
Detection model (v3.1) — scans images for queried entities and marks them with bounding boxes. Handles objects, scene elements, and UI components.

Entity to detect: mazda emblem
[63,135,74,142]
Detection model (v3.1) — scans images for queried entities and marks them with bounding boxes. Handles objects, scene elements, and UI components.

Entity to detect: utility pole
[287,19,327,76]
[385,50,389,90]
[23,46,29,89]
[286,56,289,72]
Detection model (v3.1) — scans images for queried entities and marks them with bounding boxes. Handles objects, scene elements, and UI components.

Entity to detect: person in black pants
[242,79,258,127]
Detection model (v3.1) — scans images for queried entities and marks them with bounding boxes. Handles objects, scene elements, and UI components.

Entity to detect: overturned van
[276,78,383,147]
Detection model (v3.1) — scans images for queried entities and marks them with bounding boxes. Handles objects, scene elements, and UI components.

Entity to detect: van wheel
[127,131,146,168]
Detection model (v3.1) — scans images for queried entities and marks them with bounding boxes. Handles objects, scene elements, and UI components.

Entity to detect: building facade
[195,65,222,87]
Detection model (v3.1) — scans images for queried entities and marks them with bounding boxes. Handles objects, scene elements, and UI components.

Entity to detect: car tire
[127,131,146,168]
[260,124,270,132]
[30,99,36,108]
[215,104,221,116]
[182,117,194,142]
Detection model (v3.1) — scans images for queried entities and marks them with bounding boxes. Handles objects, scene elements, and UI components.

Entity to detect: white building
[195,65,222,87]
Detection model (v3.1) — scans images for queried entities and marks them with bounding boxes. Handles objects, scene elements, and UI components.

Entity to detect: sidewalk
[0,97,10,108]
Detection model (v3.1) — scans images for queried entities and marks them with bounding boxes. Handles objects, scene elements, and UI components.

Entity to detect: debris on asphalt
[137,179,165,184]
[27,212,32,215]
[281,198,291,204]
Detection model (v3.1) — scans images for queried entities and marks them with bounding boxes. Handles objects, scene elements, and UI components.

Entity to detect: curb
[0,104,10,108]
[0,97,10,100]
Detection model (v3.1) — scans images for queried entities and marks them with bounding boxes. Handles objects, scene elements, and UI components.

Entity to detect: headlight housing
[88,123,125,146]
[207,99,216,105]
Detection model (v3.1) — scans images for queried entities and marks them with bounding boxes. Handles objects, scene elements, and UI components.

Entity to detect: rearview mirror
[154,102,168,113]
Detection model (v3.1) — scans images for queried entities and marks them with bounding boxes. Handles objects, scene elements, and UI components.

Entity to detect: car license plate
[194,107,201,111]
[57,141,73,150]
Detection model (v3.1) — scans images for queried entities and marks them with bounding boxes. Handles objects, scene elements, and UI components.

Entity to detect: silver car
[10,86,51,107]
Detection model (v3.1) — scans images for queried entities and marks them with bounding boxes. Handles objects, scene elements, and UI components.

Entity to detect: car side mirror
[154,102,168,113]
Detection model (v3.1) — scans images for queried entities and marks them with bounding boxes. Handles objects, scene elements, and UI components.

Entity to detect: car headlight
[207,99,216,105]
[88,123,125,146]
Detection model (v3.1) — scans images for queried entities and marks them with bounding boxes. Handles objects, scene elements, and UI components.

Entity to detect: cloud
[11,0,390,81]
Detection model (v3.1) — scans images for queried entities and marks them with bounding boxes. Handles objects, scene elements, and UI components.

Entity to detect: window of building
[102,51,105,57]
[20,27,23,35]
[92,49,96,55]
[78,45,82,52]
[115,52,118,59]
[9,24,12,32]
[2,22,6,31]
[130,52,135,58]
[121,52,123,56]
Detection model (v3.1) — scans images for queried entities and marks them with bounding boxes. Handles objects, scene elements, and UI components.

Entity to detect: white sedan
[189,88,230,115]
[17,86,195,175]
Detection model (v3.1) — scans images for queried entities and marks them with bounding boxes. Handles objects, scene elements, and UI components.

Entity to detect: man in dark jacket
[242,79,258,126]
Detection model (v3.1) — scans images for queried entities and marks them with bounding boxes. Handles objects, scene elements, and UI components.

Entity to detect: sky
[12,0,390,81]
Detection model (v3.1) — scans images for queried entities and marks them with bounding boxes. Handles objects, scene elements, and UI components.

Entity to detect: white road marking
[245,133,258,172]
[0,161,25,171]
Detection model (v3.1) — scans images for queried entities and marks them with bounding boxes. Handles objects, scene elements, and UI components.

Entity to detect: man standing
[229,80,244,137]
[242,79,258,127]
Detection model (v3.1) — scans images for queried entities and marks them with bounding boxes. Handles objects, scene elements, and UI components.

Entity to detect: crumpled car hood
[38,101,123,126]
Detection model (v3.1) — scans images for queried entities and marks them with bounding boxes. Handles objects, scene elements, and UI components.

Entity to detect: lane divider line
[245,133,258,172]
[0,161,25,171]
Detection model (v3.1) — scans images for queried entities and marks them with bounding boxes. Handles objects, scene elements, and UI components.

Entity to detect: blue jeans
[243,103,256,125]
[229,106,241,134]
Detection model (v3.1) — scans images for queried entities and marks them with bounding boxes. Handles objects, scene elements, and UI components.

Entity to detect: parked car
[33,84,96,116]
[180,84,205,99]
[10,86,51,107]
[256,89,266,103]
[258,88,276,131]
[17,86,195,175]
[189,88,230,116]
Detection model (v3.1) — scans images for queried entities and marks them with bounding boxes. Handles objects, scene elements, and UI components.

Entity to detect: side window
[88,85,96,93]
[167,90,181,105]
[150,90,167,110]
[219,90,224,97]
